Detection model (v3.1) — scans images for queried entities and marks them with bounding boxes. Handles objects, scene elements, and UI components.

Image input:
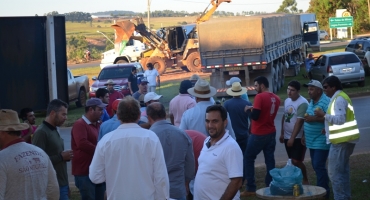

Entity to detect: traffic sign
[329,17,353,28]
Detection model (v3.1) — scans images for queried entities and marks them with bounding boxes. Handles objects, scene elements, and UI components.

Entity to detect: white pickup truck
[67,68,90,107]
[100,38,146,69]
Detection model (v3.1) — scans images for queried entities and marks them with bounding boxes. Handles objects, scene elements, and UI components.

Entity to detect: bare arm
[220,177,242,200]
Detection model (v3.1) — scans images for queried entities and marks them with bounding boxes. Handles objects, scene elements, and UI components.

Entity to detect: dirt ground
[159,67,211,83]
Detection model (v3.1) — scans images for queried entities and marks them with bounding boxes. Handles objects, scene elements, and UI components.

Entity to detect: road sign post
[329,17,354,39]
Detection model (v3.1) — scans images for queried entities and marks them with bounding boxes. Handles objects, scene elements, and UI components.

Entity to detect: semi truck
[198,14,319,97]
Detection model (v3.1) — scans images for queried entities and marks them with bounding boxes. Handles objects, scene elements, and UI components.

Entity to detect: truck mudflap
[215,86,257,98]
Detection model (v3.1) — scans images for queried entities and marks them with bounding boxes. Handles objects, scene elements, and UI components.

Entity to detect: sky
[0,0,311,16]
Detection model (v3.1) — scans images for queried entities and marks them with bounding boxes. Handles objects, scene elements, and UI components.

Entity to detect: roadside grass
[68,153,370,199]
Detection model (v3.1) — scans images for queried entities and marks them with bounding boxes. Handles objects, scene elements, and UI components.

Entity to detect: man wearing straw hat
[0,109,59,199]
[179,79,235,139]
[224,82,253,183]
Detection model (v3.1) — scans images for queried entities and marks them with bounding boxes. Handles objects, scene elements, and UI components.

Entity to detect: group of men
[0,71,360,200]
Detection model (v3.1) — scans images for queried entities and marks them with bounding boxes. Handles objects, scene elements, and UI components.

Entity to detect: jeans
[328,142,355,200]
[75,175,106,200]
[245,132,276,192]
[309,148,330,199]
[237,136,248,181]
[59,185,69,200]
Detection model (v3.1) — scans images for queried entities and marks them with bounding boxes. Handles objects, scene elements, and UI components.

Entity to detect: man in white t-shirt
[144,63,160,92]
[280,80,309,184]
[194,105,243,200]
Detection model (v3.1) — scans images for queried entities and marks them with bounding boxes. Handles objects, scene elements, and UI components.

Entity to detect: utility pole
[147,0,151,30]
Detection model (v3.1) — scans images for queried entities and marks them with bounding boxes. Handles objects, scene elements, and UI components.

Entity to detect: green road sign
[329,17,353,28]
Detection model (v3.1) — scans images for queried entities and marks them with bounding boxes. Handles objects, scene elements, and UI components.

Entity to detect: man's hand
[287,138,294,147]
[314,108,325,117]
[304,115,316,122]
[301,135,306,146]
[279,133,284,143]
[61,150,73,161]
[244,105,253,112]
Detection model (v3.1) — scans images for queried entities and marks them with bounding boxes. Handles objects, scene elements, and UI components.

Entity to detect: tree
[276,0,299,13]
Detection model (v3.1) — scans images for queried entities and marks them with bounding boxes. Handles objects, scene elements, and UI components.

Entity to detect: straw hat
[0,109,29,131]
[226,82,247,96]
[187,79,217,98]
[104,79,116,86]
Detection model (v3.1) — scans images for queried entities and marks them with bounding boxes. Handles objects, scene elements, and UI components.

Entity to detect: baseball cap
[303,80,323,89]
[112,99,122,111]
[226,77,242,86]
[144,92,163,103]
[137,77,149,85]
[86,98,108,108]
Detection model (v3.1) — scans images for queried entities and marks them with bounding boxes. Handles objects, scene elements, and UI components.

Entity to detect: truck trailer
[198,14,318,97]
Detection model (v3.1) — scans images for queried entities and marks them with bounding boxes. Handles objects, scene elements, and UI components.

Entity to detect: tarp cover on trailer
[198,14,302,53]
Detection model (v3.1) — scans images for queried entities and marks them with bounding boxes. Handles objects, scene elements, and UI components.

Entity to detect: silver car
[308,52,365,87]
[319,30,329,40]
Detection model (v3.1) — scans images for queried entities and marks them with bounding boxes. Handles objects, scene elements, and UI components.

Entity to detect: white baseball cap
[226,77,242,86]
[304,80,323,89]
[144,92,163,103]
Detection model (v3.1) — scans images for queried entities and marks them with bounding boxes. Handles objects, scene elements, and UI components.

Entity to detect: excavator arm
[196,0,231,24]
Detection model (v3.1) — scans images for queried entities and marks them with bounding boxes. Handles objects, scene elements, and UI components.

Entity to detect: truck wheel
[116,59,128,64]
[279,62,285,88]
[271,67,278,94]
[140,57,149,70]
[147,56,167,75]
[186,52,201,72]
[76,89,86,107]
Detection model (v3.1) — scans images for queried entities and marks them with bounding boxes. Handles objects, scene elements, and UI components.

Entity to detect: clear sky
[1,0,311,16]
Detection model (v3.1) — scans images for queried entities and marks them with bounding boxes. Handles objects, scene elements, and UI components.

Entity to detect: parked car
[345,37,370,75]
[319,30,329,40]
[308,52,365,87]
[68,68,90,107]
[89,63,144,98]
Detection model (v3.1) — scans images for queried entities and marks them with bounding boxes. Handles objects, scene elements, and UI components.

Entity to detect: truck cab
[299,13,320,52]
[100,36,146,69]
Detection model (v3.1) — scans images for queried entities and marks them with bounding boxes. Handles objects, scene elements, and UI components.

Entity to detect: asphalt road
[60,96,370,185]
[68,60,100,69]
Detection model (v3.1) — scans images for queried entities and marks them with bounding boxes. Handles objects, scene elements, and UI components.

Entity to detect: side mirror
[303,24,309,32]
[92,76,97,81]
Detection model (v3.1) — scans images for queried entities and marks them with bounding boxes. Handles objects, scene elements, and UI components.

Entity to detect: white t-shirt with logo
[194,132,243,200]
[144,69,159,87]
[283,95,308,139]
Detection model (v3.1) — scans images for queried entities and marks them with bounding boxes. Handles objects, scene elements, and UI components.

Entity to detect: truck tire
[140,57,149,70]
[147,56,167,75]
[280,62,285,87]
[186,52,201,72]
[76,89,86,107]
[116,59,128,64]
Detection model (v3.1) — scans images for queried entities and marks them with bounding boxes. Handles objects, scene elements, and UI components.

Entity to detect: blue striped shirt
[304,94,331,150]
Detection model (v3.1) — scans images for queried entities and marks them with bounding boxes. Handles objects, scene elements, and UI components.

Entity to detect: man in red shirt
[19,107,38,144]
[71,98,107,200]
[241,76,281,197]
[105,79,124,117]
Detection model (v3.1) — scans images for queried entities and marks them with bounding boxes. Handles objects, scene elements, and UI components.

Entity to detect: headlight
[90,87,98,92]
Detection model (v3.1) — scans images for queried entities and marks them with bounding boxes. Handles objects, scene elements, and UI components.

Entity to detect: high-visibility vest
[327,91,360,144]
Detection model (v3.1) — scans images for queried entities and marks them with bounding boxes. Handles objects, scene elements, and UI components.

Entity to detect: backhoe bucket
[111,21,136,44]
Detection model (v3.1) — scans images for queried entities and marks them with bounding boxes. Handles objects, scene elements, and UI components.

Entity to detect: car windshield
[98,67,132,80]
[329,54,359,65]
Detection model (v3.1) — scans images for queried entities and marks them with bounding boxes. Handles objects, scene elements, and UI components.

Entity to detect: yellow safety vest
[327,91,360,144]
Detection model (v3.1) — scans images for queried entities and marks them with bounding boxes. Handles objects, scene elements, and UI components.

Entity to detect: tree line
[277,0,370,33]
